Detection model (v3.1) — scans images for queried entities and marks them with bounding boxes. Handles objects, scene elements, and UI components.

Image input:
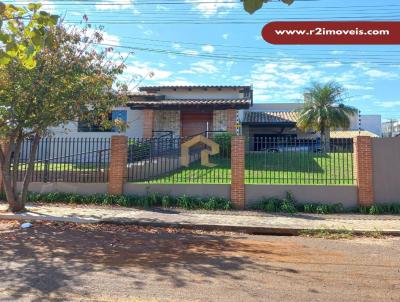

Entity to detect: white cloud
[202,44,215,53]
[182,49,199,56]
[322,61,343,68]
[374,101,400,108]
[95,0,136,11]
[365,69,398,79]
[187,0,238,17]
[330,50,346,55]
[179,60,218,74]
[124,61,172,86]
[159,79,194,86]
[156,4,169,11]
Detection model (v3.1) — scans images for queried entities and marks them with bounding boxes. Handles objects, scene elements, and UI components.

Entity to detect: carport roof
[243,111,299,125]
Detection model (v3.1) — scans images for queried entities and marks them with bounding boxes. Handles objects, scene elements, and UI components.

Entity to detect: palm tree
[297,82,358,151]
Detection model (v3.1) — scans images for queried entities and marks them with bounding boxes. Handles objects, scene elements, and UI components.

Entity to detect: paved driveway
[0,220,399,302]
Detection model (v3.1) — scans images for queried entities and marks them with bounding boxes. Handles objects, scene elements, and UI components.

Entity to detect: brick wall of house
[227,109,237,134]
[353,136,374,206]
[108,136,128,195]
[213,109,237,134]
[231,136,245,209]
[143,109,155,138]
[154,110,181,137]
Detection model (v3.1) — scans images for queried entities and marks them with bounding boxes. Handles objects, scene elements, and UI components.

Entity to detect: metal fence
[127,134,231,183]
[14,138,110,183]
[245,137,355,185]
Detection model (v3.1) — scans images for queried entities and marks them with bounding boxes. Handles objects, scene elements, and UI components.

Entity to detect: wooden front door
[181,111,213,137]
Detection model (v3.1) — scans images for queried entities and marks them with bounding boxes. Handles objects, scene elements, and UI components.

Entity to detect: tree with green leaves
[242,0,295,14]
[0,2,59,68]
[0,22,129,212]
[297,82,358,151]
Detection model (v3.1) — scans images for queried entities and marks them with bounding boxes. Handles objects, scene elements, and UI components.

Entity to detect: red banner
[262,21,400,45]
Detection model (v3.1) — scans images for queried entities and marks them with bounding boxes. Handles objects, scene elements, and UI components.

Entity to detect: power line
[95,42,400,65]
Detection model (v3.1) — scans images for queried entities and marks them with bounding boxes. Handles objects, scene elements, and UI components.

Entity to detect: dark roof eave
[242,122,297,127]
[128,103,250,110]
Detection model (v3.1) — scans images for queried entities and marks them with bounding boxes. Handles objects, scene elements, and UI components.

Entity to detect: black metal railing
[127,135,231,183]
[245,137,355,185]
[13,137,110,183]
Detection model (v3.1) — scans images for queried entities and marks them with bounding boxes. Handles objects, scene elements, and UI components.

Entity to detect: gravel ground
[0,220,399,302]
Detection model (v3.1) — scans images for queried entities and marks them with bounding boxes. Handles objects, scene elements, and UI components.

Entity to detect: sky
[10,0,400,121]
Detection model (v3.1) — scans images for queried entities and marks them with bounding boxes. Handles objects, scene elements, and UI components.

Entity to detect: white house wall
[50,107,144,138]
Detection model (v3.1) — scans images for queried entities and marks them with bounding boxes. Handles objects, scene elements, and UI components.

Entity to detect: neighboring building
[382,120,400,137]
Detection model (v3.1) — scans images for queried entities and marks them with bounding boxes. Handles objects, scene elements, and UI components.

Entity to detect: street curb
[2,213,400,237]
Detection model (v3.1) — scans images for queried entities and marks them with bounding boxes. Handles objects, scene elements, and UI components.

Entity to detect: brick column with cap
[108,135,128,195]
[231,136,245,209]
[353,136,374,206]
[143,109,155,138]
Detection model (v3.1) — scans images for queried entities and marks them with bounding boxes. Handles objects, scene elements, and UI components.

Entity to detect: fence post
[0,139,9,194]
[231,136,245,209]
[353,136,374,206]
[143,109,155,138]
[108,135,128,195]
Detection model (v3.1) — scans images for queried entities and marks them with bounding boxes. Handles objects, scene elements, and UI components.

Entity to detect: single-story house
[51,85,382,140]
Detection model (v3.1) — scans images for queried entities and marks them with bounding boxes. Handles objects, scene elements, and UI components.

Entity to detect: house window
[78,110,127,132]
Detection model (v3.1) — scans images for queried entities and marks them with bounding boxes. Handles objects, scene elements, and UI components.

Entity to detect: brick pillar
[226,109,237,134]
[0,139,9,194]
[108,136,128,195]
[231,136,245,209]
[353,136,374,206]
[143,109,155,138]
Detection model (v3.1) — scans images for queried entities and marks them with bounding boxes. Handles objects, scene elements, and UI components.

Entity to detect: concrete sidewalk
[1,203,400,235]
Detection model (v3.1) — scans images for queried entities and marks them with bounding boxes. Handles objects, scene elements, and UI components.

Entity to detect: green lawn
[142,152,355,185]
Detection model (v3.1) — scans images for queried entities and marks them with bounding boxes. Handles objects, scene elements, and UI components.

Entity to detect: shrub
[128,141,151,161]
[252,192,349,214]
[24,192,232,211]
[213,132,234,158]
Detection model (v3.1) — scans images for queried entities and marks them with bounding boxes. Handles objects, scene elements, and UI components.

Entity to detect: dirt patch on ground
[0,220,399,302]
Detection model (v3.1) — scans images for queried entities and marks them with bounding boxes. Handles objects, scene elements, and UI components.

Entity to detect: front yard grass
[144,152,355,185]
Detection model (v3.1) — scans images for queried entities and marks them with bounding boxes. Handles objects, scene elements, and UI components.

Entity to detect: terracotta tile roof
[330,130,379,139]
[127,98,251,109]
[139,85,251,91]
[243,111,299,124]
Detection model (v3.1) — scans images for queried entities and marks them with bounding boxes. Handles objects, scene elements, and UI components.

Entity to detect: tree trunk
[18,134,41,208]
[0,137,25,213]
[321,128,331,153]
[11,135,23,196]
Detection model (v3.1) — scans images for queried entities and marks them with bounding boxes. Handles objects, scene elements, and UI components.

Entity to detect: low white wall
[17,182,108,195]
[124,183,231,199]
[246,184,358,208]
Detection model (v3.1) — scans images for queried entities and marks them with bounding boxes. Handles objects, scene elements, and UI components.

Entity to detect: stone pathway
[1,203,400,234]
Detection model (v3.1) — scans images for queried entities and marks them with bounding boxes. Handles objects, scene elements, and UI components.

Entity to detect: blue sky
[12,0,400,121]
